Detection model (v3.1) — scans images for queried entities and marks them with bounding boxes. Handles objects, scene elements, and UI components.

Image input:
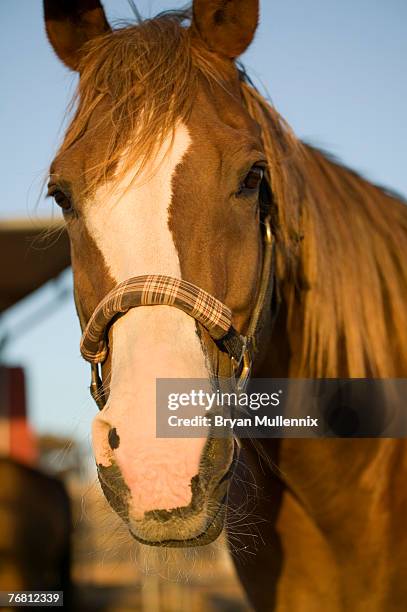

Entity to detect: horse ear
[192,0,259,59]
[43,0,111,71]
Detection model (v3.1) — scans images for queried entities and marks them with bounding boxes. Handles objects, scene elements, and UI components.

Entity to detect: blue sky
[0,0,406,449]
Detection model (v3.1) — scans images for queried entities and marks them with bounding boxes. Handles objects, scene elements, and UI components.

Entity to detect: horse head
[43,0,274,546]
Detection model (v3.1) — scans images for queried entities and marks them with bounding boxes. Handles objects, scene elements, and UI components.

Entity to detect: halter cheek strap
[80,216,274,409]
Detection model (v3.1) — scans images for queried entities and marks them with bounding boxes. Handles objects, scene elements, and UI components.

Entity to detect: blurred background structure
[0,0,405,610]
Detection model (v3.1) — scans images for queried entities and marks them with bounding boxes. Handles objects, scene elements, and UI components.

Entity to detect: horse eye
[238,166,264,195]
[49,188,73,213]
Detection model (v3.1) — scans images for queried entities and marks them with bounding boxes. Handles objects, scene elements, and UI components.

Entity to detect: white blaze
[87,125,190,282]
[88,123,209,516]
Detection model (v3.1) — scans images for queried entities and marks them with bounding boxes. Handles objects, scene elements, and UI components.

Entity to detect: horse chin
[96,460,229,547]
[128,503,226,548]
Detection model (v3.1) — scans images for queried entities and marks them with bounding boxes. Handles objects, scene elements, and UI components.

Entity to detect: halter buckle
[231,338,252,393]
[264,214,273,245]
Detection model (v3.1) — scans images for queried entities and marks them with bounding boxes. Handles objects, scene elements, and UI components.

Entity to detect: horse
[42,1,407,610]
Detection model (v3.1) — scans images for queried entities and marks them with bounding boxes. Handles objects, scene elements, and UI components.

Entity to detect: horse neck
[250,145,407,543]
[241,93,407,568]
[252,314,405,546]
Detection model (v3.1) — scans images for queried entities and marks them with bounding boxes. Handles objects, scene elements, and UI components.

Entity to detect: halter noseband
[80,215,274,409]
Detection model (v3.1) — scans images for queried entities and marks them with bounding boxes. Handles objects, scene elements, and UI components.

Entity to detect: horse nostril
[108,427,120,450]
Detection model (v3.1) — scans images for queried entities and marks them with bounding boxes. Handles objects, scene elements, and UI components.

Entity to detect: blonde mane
[241,83,407,377]
[60,12,407,378]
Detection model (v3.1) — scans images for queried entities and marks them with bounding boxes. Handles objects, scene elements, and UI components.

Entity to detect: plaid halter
[80,274,237,364]
[79,216,274,409]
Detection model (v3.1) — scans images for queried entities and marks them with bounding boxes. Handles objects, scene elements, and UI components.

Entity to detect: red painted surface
[0,366,38,466]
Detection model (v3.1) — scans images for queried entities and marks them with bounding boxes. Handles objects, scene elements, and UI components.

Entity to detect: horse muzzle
[96,436,236,547]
